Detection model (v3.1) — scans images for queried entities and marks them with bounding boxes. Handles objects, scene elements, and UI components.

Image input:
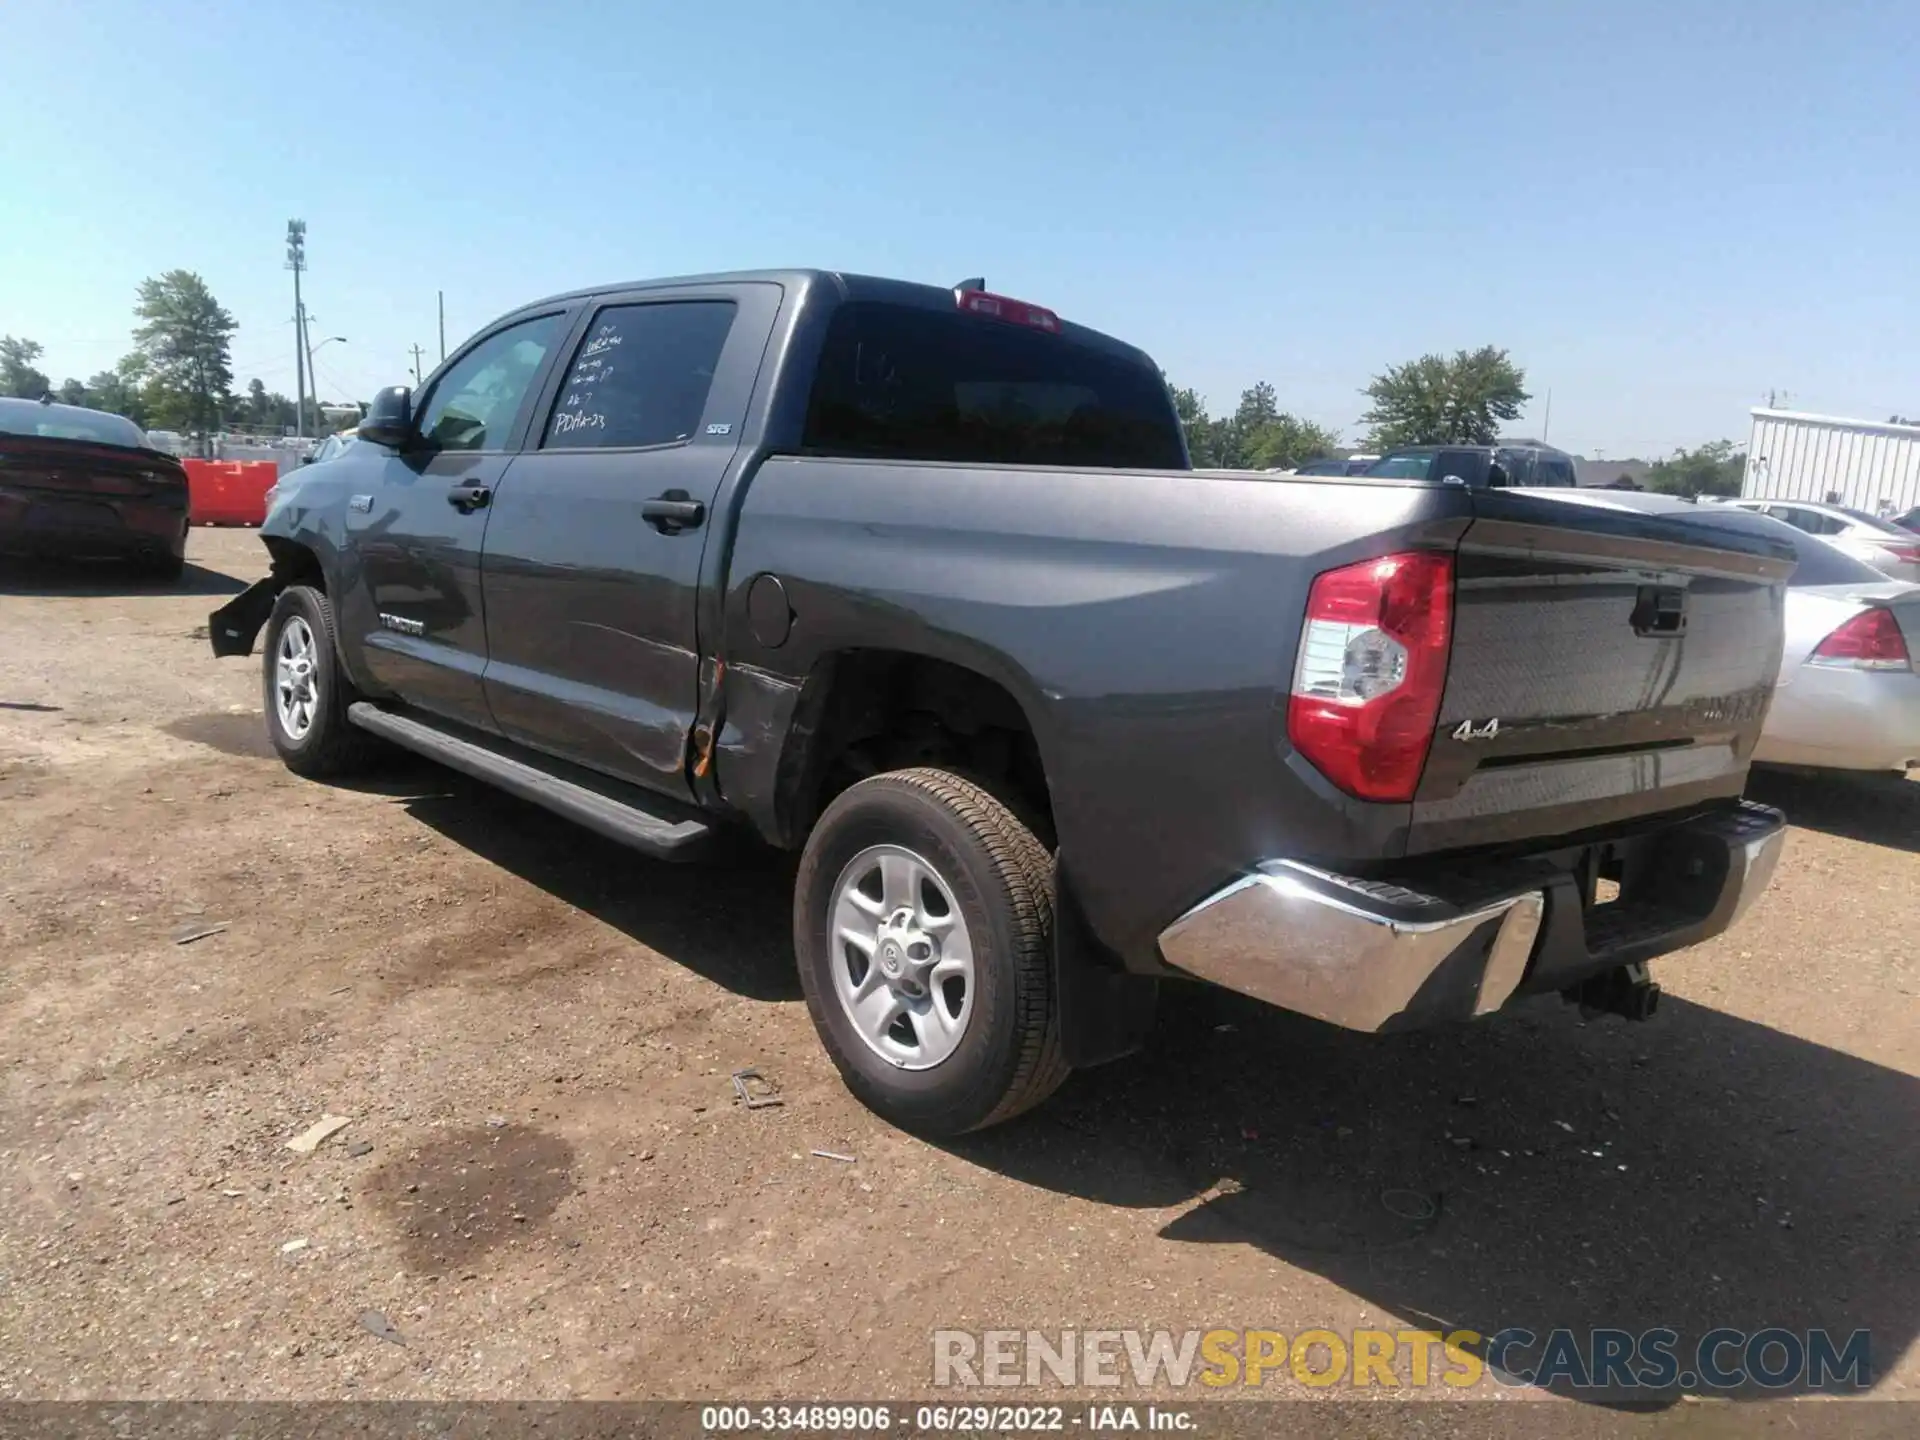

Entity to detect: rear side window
[544,301,737,450]
[801,302,1185,469]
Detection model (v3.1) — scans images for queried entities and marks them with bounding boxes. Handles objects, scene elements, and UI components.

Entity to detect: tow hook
[1567,962,1662,1022]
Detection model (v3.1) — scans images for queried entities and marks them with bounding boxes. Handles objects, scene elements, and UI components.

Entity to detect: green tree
[1,335,52,399]
[1360,345,1530,447]
[1242,414,1342,471]
[85,366,149,427]
[56,377,91,407]
[1168,380,1339,470]
[1645,440,1745,499]
[1169,384,1226,467]
[128,270,237,442]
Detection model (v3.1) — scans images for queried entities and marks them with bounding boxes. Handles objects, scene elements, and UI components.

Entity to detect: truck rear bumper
[1157,802,1785,1032]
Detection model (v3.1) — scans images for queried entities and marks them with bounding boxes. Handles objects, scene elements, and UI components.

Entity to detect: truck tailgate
[1407,489,1794,854]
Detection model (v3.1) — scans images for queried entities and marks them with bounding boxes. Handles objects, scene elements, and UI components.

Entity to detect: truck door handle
[446,484,492,513]
[642,491,706,534]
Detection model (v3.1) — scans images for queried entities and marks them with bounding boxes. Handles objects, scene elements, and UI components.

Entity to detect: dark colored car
[0,396,191,579]
[208,269,1790,1137]
[1888,505,1920,535]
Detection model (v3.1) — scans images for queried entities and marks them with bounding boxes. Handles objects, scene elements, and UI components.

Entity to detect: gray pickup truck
[210,270,1792,1136]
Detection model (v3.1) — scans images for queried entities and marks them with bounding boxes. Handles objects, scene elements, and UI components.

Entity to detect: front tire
[794,768,1069,1136]
[262,585,379,777]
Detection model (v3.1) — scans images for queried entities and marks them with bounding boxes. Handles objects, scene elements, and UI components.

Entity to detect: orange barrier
[184,459,279,526]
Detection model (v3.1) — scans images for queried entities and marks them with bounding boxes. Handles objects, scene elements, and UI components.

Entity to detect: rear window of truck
[801,302,1186,469]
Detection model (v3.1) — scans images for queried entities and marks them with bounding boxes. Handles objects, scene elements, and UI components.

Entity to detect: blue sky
[2,0,1914,457]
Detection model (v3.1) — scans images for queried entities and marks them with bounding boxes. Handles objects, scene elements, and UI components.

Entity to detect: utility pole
[409,345,426,385]
[438,291,447,363]
[1541,388,1552,443]
[303,313,319,431]
[286,220,308,439]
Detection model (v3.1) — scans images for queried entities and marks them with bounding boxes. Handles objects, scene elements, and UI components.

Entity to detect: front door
[345,311,569,730]
[478,284,780,798]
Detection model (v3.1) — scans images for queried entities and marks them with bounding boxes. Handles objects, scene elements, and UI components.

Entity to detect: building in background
[1744,408,1920,515]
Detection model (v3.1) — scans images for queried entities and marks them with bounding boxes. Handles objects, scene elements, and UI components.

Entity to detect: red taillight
[1809,606,1911,671]
[953,288,1062,333]
[1882,543,1920,566]
[1286,551,1455,802]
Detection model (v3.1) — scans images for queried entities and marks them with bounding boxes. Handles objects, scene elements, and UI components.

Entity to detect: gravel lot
[2,528,1915,1410]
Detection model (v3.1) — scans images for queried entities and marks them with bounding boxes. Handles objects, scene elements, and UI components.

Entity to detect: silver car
[1530,491,1919,774]
[1718,498,1920,582]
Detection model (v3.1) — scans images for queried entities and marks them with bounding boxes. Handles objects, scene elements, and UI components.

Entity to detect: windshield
[1834,506,1913,537]
[802,302,1186,469]
[0,398,148,448]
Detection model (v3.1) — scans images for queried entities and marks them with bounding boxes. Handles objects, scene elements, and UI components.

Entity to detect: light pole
[286,221,307,440]
[308,336,346,429]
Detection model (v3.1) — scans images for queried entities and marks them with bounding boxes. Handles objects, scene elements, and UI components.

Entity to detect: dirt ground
[1,528,1915,1410]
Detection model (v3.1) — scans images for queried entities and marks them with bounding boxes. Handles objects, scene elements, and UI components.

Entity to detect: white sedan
[1534,490,1920,774]
[1717,497,1920,582]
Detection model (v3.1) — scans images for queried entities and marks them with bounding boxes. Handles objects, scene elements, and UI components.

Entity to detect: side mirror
[358,385,414,448]
[300,454,314,466]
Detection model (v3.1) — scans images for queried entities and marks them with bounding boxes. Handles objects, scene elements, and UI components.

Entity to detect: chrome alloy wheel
[828,844,976,1069]
[274,615,319,740]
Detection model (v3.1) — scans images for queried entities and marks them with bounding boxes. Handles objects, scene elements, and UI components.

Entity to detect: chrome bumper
[1157,804,1787,1032]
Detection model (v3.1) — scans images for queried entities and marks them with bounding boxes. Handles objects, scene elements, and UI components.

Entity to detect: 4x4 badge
[1453,718,1501,741]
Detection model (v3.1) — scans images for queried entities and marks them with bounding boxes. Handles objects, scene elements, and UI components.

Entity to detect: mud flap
[208,576,284,658]
[1054,857,1159,1068]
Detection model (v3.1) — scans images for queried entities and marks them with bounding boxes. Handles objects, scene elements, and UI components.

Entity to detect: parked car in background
[0,396,190,580]
[1363,442,1579,487]
[1287,454,1378,476]
[1523,489,1919,775]
[209,268,1791,1136]
[1719,498,1920,581]
[1887,504,1920,535]
[265,430,363,512]
[304,430,360,467]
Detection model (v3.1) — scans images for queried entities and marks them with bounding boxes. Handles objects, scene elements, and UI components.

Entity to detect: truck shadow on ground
[951,983,1917,1402]
[0,556,248,597]
[1747,768,1918,853]
[365,757,803,1002]
[329,755,1913,1402]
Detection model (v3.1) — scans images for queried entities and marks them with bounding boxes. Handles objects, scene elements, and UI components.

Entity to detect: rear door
[344,310,572,730]
[478,283,781,798]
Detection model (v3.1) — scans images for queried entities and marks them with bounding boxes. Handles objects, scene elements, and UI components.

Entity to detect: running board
[346,702,716,861]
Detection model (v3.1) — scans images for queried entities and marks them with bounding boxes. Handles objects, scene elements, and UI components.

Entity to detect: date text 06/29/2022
[700,1405,1194,1433]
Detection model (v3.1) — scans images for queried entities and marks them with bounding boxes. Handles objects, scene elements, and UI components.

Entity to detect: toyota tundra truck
[208,270,1792,1136]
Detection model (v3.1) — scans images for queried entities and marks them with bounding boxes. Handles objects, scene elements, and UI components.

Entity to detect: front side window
[543,301,737,450]
[416,313,565,452]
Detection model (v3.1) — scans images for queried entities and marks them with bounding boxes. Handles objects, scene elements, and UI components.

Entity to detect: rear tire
[262,585,380,778]
[794,768,1069,1136]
